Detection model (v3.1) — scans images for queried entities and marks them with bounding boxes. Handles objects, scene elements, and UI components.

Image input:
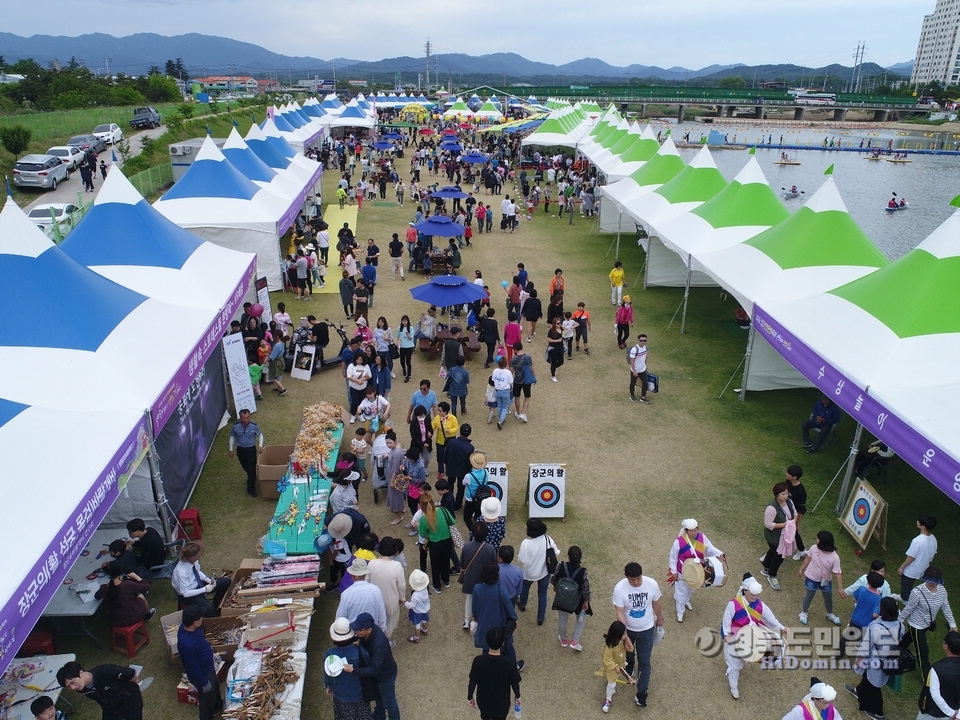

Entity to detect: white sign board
[223,333,257,414]
[485,462,509,517]
[527,463,566,519]
[291,344,317,381]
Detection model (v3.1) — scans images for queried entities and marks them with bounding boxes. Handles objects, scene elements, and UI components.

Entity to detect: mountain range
[0,32,913,84]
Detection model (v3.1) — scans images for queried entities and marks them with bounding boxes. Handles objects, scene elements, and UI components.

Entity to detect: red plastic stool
[18,630,56,657]
[177,509,203,541]
[110,621,149,658]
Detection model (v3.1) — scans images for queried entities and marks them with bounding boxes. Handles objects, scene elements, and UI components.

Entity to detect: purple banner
[151,262,254,431]
[753,305,960,504]
[0,417,150,670]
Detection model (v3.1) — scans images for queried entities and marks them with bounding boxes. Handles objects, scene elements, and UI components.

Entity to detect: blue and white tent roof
[61,168,255,310]
[257,119,324,190]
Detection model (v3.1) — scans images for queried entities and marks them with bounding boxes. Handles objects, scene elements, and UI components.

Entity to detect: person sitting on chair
[801,397,841,454]
[95,567,155,626]
[171,541,230,618]
[853,440,895,479]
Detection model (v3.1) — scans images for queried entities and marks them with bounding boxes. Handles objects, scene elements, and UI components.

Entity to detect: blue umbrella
[372,140,394,150]
[382,132,402,140]
[439,143,462,152]
[460,151,488,164]
[414,215,466,236]
[410,274,488,306]
[430,186,469,199]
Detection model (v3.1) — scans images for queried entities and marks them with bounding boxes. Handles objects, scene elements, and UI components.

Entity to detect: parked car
[92,123,124,145]
[45,145,85,171]
[67,134,107,154]
[28,203,83,238]
[130,106,162,129]
[12,154,70,190]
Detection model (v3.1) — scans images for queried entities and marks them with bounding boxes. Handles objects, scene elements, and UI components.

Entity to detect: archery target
[528,464,566,518]
[852,498,871,526]
[841,480,885,548]
[486,462,509,516]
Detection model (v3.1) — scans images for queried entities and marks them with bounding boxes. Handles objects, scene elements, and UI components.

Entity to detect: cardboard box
[240,609,295,649]
[161,611,244,664]
[257,445,294,500]
[220,559,320,617]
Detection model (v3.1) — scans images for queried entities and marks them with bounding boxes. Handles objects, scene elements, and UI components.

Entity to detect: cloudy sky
[5,0,936,69]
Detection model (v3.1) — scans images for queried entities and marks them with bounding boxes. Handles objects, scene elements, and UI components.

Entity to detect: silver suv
[13,154,70,190]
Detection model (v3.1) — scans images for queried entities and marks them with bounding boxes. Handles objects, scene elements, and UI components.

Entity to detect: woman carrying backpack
[551,545,592,651]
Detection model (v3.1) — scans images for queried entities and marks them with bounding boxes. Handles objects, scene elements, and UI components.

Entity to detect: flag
[111,150,118,163]
[951,194,960,209]
[824,164,835,175]
[748,147,756,155]
[205,125,212,136]
[251,113,257,123]
[4,176,11,197]
[233,120,239,127]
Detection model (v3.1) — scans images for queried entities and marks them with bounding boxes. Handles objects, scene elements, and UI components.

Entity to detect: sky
[4,0,937,70]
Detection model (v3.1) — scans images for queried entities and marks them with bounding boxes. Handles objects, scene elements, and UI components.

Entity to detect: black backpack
[471,469,493,503]
[553,562,584,613]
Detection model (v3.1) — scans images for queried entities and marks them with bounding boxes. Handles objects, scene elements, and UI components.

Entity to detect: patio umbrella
[439,143,463,153]
[382,132,402,140]
[413,215,466,236]
[431,186,469,199]
[372,140,394,150]
[460,152,488,164]
[442,129,458,135]
[410,274,488,305]
[418,128,435,135]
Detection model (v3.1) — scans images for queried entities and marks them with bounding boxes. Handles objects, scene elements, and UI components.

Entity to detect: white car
[27,203,83,239]
[92,123,124,145]
[46,145,85,171]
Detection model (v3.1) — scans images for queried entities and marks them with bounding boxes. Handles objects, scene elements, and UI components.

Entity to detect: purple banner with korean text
[753,305,960,504]
[150,261,254,432]
[0,417,150,671]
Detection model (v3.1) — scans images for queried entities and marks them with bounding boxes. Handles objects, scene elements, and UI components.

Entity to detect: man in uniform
[228,409,263,497]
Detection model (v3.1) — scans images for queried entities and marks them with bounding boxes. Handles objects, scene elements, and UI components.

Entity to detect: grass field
[48,162,959,720]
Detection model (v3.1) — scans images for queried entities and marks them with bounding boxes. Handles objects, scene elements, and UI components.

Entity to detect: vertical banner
[527,463,566,519]
[222,333,257,414]
[256,276,273,327]
[485,461,509,517]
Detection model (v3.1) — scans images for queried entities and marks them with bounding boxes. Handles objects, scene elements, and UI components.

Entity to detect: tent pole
[834,419,865,516]
[717,354,747,400]
[144,410,175,543]
[810,457,852,514]
[738,324,756,402]
[679,254,692,334]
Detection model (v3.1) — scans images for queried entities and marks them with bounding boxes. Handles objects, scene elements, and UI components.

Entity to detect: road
[22,124,168,213]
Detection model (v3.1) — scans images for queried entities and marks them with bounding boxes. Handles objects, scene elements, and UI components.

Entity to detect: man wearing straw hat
[337,559,387,634]
[171,541,230,618]
[462,452,492,536]
[667,519,725,624]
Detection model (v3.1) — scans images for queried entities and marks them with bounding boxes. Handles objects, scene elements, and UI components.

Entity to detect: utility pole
[425,39,432,92]
[103,57,112,78]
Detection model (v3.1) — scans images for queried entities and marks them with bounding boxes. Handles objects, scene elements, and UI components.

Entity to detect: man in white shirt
[612,562,663,708]
[500,195,512,232]
[336,559,388,633]
[897,514,938,600]
[171,541,230,617]
[628,334,651,404]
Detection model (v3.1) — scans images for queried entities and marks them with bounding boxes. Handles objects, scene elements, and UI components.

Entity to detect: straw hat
[347,558,370,577]
[480,497,502,522]
[470,452,487,469]
[409,569,429,591]
[327,513,352,540]
[329,617,354,642]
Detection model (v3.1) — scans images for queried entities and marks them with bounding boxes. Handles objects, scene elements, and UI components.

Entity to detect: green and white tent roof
[583,118,632,164]
[598,136,685,210]
[521,105,593,148]
[442,99,473,119]
[693,176,888,315]
[622,145,728,232]
[756,206,960,501]
[600,126,662,181]
[656,156,789,259]
[474,101,503,119]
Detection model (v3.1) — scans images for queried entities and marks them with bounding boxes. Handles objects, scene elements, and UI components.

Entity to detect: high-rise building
[911,0,960,86]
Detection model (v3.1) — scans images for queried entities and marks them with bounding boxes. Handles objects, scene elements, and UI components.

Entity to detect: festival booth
[442,98,474,121]
[328,102,376,139]
[755,204,960,502]
[589,120,641,174]
[595,125,661,183]
[693,175,888,393]
[154,137,297,290]
[597,137,685,239]
[246,121,322,195]
[221,128,311,214]
[0,195,250,670]
[474,100,503,122]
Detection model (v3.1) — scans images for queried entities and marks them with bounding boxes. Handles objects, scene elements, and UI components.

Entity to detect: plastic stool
[18,630,56,656]
[110,621,149,658]
[177,509,203,541]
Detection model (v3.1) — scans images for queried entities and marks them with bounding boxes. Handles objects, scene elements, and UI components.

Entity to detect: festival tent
[154,137,293,289]
[694,176,888,392]
[256,119,325,191]
[582,118,631,166]
[755,204,960,501]
[330,102,377,130]
[590,121,642,173]
[474,101,503,120]
[520,105,593,148]
[443,99,474,120]
[221,128,311,214]
[0,194,246,670]
[319,93,344,115]
[597,125,662,183]
[245,122,322,194]
[268,105,322,149]
[597,137,685,235]
[467,93,482,110]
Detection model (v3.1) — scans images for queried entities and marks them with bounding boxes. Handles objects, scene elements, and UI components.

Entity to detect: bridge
[509,86,930,123]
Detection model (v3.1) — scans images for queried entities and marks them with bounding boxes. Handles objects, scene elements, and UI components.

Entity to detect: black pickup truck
[130,107,162,129]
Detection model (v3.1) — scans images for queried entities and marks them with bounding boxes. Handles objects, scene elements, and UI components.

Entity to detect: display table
[42,526,131,646]
[224,649,307,720]
[267,417,342,556]
[2,653,75,720]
